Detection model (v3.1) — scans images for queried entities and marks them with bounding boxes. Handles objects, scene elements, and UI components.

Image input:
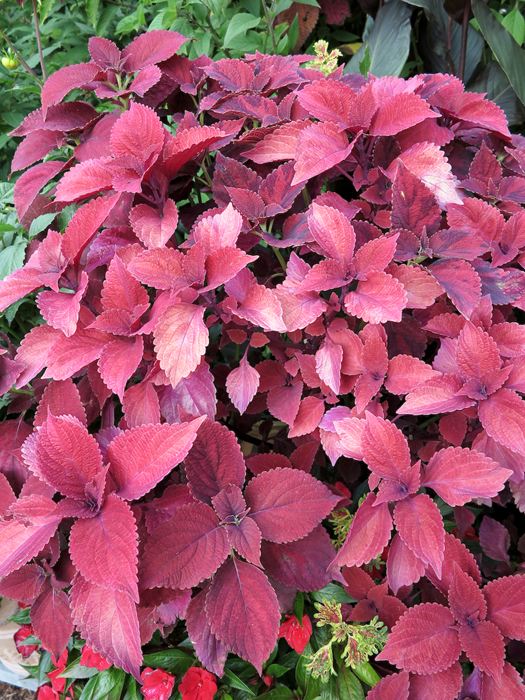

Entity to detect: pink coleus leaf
[34,378,86,427]
[212,485,262,566]
[398,375,475,415]
[121,29,187,72]
[478,388,525,457]
[160,360,217,422]
[385,354,440,395]
[267,382,303,426]
[0,563,45,604]
[429,260,482,319]
[184,419,246,504]
[386,533,426,595]
[61,194,120,263]
[307,203,356,268]
[376,603,461,674]
[422,447,511,506]
[154,303,209,388]
[344,272,408,324]
[456,322,501,382]
[408,664,463,700]
[98,335,144,400]
[43,325,109,381]
[36,272,88,337]
[41,62,100,115]
[70,574,142,678]
[291,122,356,185]
[129,199,178,249]
[31,582,73,660]
[370,92,437,136]
[0,518,59,578]
[459,620,505,679]
[367,671,409,700]
[332,493,392,568]
[22,414,104,500]
[186,588,228,677]
[226,355,260,414]
[394,494,445,577]
[315,337,343,395]
[225,269,285,332]
[0,473,16,515]
[448,566,487,623]
[123,381,161,428]
[69,493,138,601]
[484,575,525,641]
[204,247,257,291]
[242,121,310,164]
[391,164,441,234]
[127,248,188,291]
[107,418,204,501]
[162,125,226,178]
[480,662,525,699]
[110,102,165,165]
[361,413,411,480]
[206,558,280,673]
[426,532,481,596]
[54,158,114,203]
[244,467,339,543]
[387,141,462,207]
[288,396,325,438]
[140,501,229,589]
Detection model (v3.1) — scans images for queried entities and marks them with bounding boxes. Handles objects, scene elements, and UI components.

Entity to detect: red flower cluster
[0,28,524,697]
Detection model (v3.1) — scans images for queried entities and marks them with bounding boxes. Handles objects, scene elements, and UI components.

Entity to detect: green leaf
[86,0,100,29]
[294,592,304,622]
[223,13,261,49]
[28,213,56,238]
[79,668,126,700]
[336,666,365,699]
[123,677,141,700]
[0,241,26,279]
[265,663,292,679]
[224,668,257,696]
[9,607,31,625]
[347,0,412,76]
[502,6,525,45]
[310,583,353,605]
[59,659,98,679]
[472,0,525,106]
[142,648,193,675]
[257,686,295,699]
[352,662,381,688]
[470,61,525,125]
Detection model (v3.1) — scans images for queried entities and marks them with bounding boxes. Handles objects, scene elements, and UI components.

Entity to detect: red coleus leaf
[34,379,86,428]
[121,29,187,71]
[459,620,505,679]
[213,486,262,566]
[0,518,59,578]
[429,260,482,319]
[55,158,114,203]
[31,582,73,660]
[141,501,230,589]
[394,494,445,577]
[480,662,525,699]
[291,122,356,185]
[386,533,425,595]
[408,664,463,700]
[70,574,142,679]
[41,63,100,115]
[206,558,280,673]
[368,671,409,700]
[186,588,228,678]
[22,415,104,501]
[184,420,246,504]
[107,418,204,501]
[448,566,487,623]
[484,575,525,641]
[376,603,461,674]
[154,303,209,388]
[0,563,45,603]
[333,493,392,568]
[69,494,138,600]
[244,467,338,543]
[422,447,511,506]
[261,525,336,592]
[98,335,144,399]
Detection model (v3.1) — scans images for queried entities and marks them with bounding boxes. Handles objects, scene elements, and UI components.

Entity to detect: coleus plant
[0,28,524,697]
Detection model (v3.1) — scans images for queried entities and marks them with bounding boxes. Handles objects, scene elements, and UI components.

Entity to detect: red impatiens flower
[48,650,68,694]
[13,624,38,658]
[141,667,175,700]
[179,667,218,700]
[278,614,313,654]
[80,645,111,670]
[37,686,59,700]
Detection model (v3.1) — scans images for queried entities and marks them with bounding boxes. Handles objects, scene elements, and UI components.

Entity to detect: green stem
[0,26,41,84]
[32,0,47,80]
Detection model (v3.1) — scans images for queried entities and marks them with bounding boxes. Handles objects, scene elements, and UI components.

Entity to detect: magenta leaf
[333,493,392,568]
[206,558,280,673]
[31,582,73,659]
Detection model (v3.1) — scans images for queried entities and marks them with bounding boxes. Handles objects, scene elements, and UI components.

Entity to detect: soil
[0,683,34,698]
